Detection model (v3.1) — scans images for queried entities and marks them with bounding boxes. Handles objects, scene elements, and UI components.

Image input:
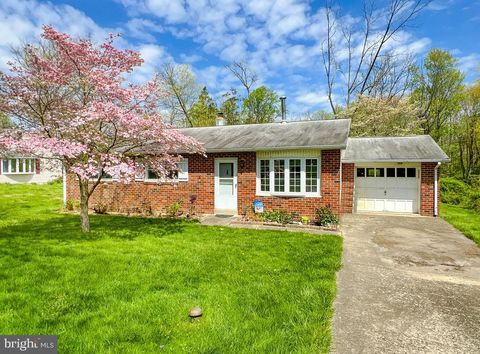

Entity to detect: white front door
[355,164,419,213]
[214,158,237,214]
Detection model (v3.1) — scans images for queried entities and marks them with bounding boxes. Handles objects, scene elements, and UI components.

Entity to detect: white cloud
[0,0,173,85]
[0,0,117,69]
[295,91,330,105]
[458,54,480,76]
[125,18,163,42]
[179,53,202,64]
[1,0,442,115]
[426,0,456,11]
[145,0,187,23]
[130,44,173,83]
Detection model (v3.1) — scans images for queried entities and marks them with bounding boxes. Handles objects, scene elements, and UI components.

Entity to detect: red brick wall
[341,163,354,213]
[66,150,344,218]
[420,162,440,216]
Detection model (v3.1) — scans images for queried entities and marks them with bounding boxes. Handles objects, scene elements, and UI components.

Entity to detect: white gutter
[62,164,67,207]
[434,162,441,216]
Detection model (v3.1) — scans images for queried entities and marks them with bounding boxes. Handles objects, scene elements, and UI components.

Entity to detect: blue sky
[0,0,479,117]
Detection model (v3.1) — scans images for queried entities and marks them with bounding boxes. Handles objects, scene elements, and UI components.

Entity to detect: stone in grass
[189,307,203,318]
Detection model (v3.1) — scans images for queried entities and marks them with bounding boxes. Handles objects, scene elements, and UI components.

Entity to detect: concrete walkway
[333,214,480,353]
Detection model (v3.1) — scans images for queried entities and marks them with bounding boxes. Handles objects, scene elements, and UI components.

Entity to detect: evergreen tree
[189,87,218,127]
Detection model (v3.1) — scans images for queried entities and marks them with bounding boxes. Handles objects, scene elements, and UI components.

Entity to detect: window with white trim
[1,158,36,174]
[146,159,188,182]
[257,157,320,196]
[260,159,270,192]
[305,159,318,193]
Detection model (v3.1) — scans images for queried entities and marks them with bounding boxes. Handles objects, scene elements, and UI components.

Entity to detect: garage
[342,136,450,216]
[354,164,419,213]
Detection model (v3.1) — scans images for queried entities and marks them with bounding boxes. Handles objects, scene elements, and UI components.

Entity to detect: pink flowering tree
[0,26,203,232]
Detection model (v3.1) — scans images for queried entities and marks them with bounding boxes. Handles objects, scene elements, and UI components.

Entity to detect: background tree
[456,82,480,180]
[0,112,13,130]
[242,86,280,124]
[305,110,334,121]
[0,26,202,232]
[226,61,257,97]
[158,63,200,127]
[338,95,423,136]
[321,0,429,112]
[220,89,241,125]
[411,49,464,141]
[189,87,218,127]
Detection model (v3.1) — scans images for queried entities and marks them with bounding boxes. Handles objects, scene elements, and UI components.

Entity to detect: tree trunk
[78,178,90,233]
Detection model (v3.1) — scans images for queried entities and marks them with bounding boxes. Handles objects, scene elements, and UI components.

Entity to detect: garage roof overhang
[342,136,450,163]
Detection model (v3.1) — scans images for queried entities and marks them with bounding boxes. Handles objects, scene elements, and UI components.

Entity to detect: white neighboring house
[0,157,62,184]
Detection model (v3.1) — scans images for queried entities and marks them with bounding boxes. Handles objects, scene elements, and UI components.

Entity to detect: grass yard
[441,203,480,246]
[0,182,342,353]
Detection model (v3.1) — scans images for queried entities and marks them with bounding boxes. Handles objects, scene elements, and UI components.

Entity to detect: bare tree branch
[226,61,258,97]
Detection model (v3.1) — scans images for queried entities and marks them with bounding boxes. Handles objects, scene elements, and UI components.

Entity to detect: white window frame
[145,159,188,183]
[1,158,36,175]
[256,157,320,197]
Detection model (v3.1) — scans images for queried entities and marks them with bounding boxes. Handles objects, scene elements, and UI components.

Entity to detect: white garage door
[355,165,419,213]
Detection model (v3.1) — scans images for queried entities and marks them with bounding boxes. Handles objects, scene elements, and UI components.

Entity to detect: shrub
[466,191,480,212]
[65,199,79,211]
[260,209,297,225]
[93,202,108,214]
[440,177,469,205]
[314,206,339,227]
[440,177,480,212]
[166,200,183,217]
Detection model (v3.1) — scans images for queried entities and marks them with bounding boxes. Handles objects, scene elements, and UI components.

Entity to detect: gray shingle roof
[179,119,351,152]
[342,136,450,163]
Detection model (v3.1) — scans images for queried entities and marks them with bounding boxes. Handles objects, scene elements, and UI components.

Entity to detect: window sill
[144,179,188,183]
[2,172,35,175]
[256,192,320,198]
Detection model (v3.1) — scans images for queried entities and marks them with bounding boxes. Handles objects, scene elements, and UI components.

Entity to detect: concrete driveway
[333,214,480,354]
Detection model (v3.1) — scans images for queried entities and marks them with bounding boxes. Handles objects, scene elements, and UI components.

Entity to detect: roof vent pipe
[280,96,287,124]
[216,112,225,126]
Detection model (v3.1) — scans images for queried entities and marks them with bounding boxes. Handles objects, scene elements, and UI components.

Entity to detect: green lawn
[0,182,342,353]
[441,203,480,246]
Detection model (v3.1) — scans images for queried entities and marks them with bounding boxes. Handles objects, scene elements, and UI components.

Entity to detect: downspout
[63,163,67,207]
[434,162,441,217]
[339,156,343,214]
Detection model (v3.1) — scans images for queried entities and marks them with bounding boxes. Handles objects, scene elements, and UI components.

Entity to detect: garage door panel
[355,165,419,214]
[384,199,416,213]
[358,198,385,212]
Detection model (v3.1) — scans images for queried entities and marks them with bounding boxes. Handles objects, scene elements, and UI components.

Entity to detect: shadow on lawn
[1,212,190,243]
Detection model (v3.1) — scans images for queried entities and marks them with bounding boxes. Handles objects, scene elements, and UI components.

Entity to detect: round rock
[189,307,203,318]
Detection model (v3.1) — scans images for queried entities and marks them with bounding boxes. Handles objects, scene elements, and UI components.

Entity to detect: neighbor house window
[1,158,36,174]
[257,157,320,196]
[146,159,188,182]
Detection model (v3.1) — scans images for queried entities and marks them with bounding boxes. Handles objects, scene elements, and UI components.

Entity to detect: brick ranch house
[66,118,449,218]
